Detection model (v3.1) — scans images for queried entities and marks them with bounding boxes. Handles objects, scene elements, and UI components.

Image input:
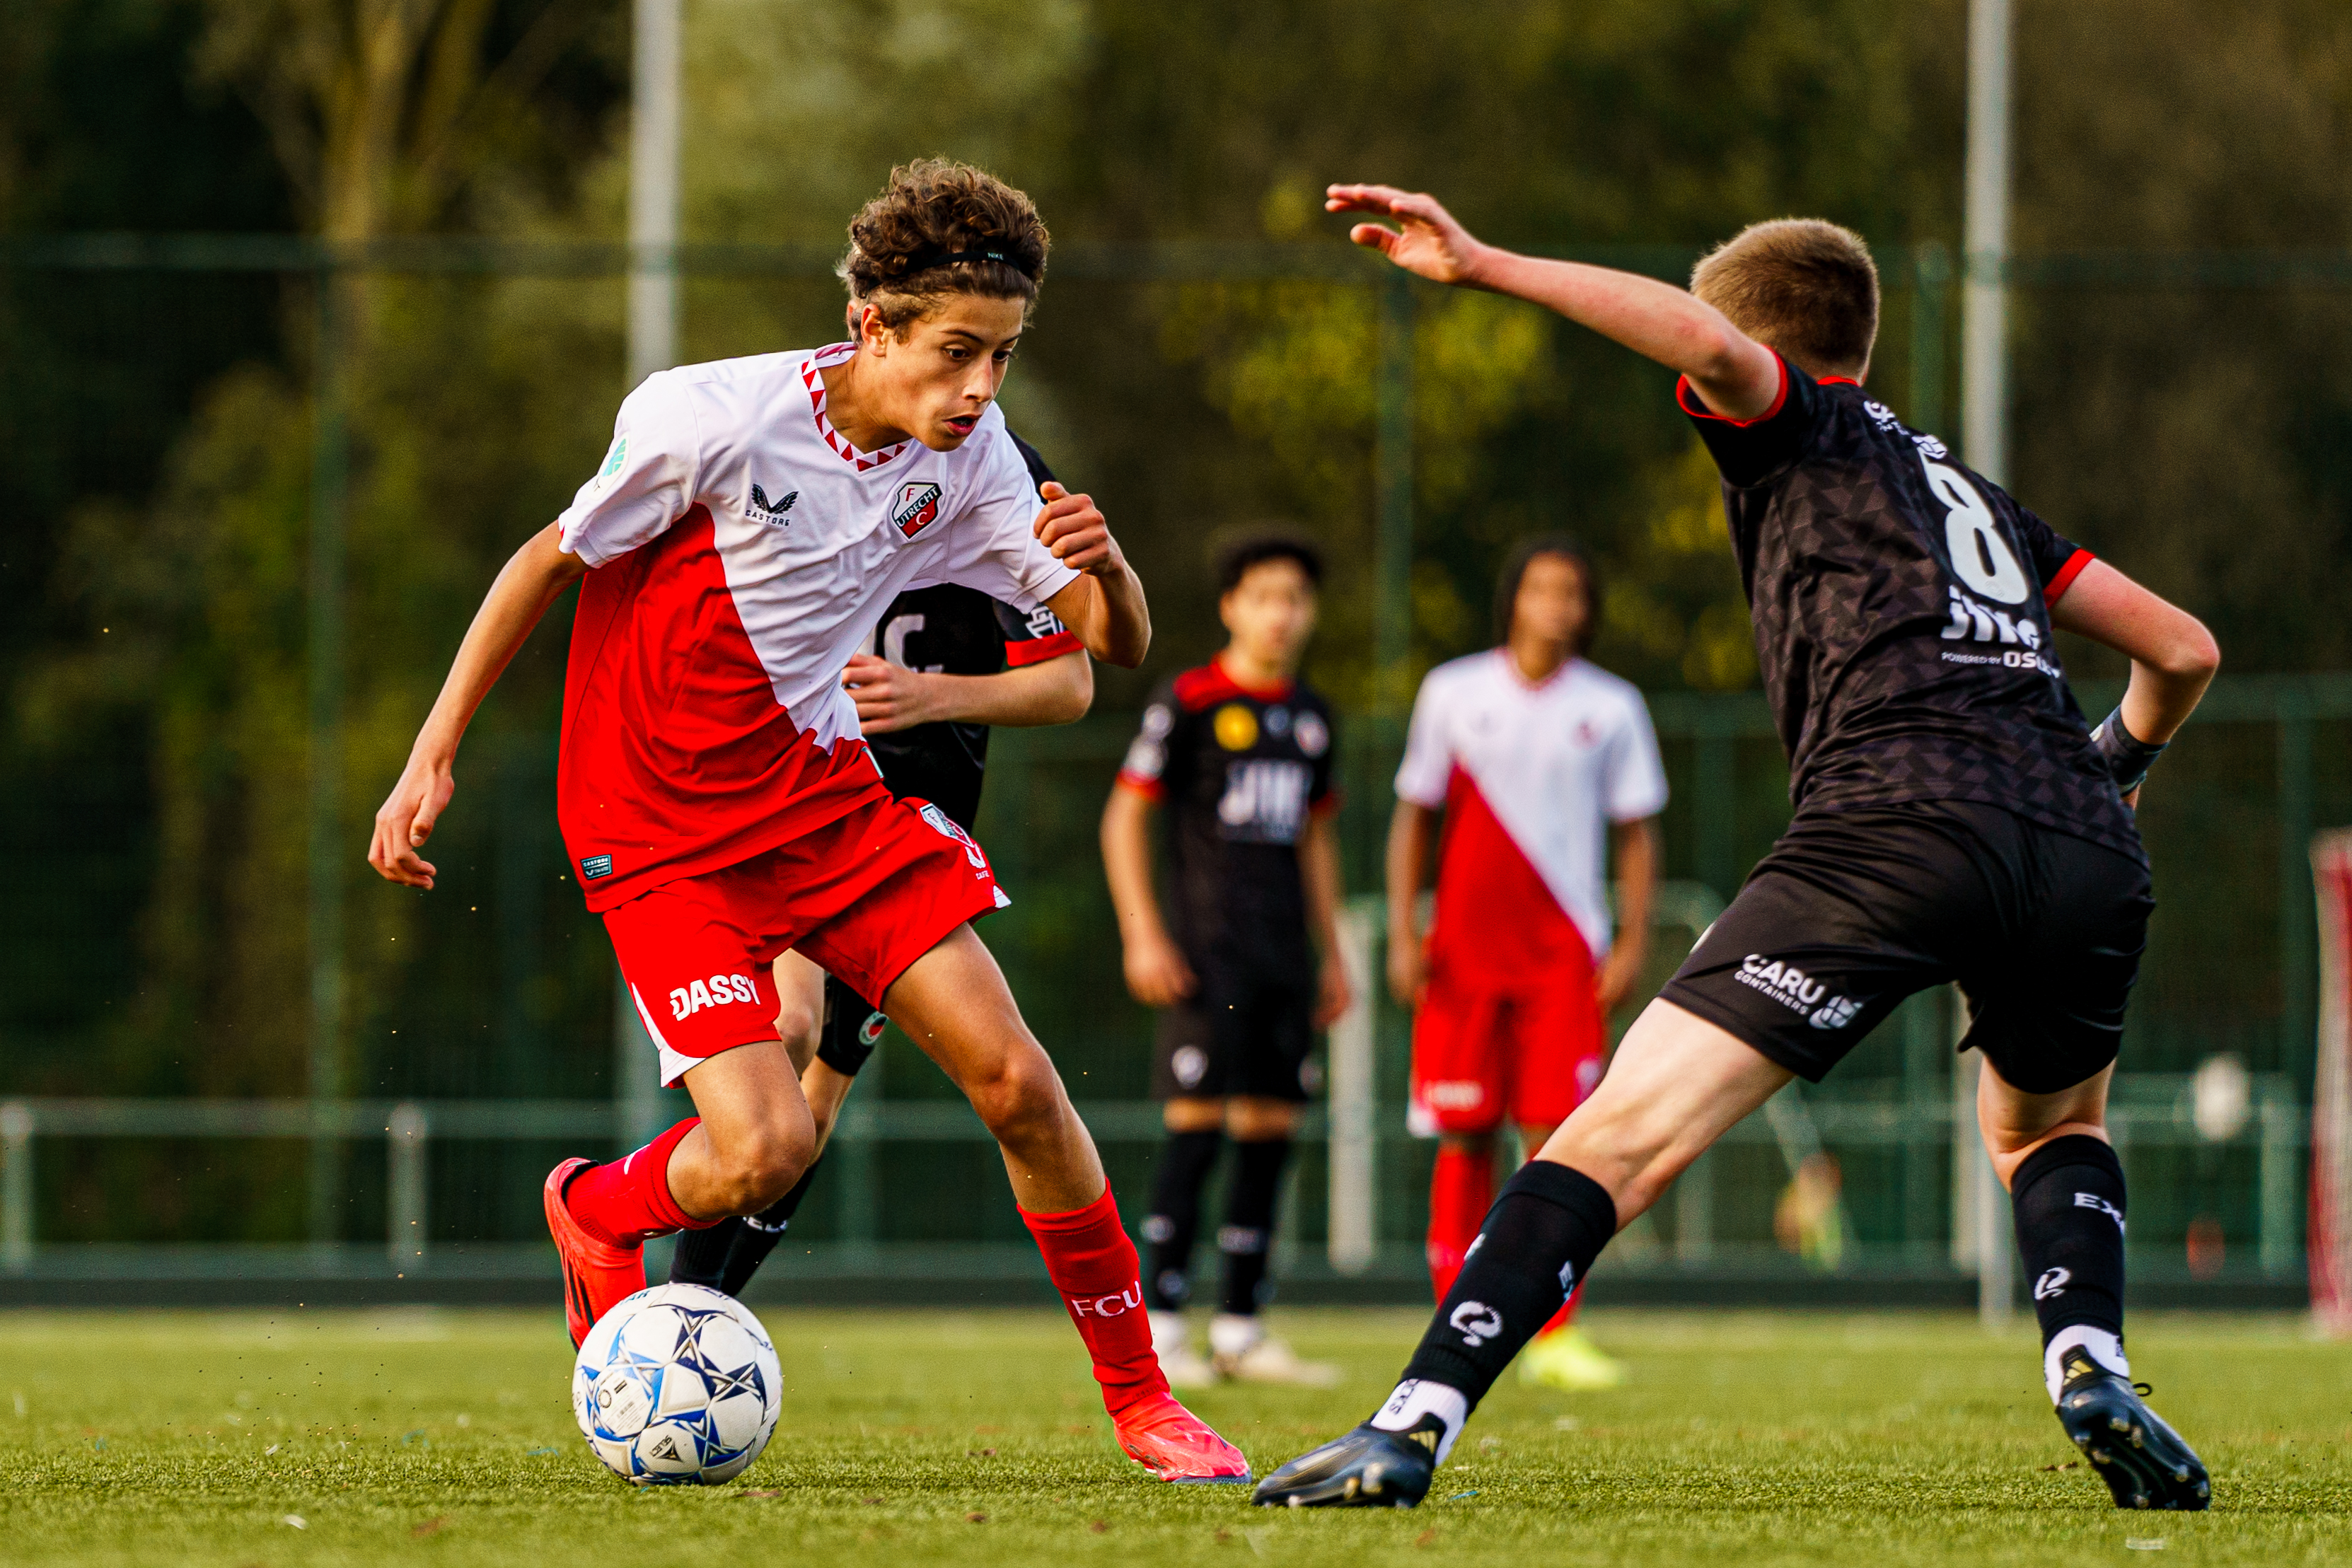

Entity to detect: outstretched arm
[845,648,1092,734]
[2050,559,2219,803]
[369,523,588,888]
[1036,482,1150,668]
[1325,182,1783,419]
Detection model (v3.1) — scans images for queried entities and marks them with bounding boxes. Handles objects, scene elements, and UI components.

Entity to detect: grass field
[0,1306,2345,1566]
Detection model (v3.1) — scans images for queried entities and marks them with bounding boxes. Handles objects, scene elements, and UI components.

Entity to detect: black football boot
[2053,1345,2211,1511]
[1250,1417,1439,1509]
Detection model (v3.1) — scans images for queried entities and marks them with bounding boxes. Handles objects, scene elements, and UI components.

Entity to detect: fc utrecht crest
[891,481,944,538]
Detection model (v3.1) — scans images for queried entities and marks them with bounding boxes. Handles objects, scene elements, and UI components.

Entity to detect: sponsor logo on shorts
[1420,1079,1487,1111]
[1449,1300,1503,1347]
[891,481,943,538]
[917,801,988,871]
[668,972,758,1021]
[579,854,614,881]
[1171,1044,1209,1088]
[1737,955,1864,1030]
[2075,1192,2126,1235]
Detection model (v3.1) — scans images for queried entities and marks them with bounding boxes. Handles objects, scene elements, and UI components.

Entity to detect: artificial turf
[0,1306,2343,1565]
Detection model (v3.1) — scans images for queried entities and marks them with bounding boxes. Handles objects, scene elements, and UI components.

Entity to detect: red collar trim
[1212,654,1294,701]
[1817,375,1862,387]
[1496,646,1577,691]
[801,343,910,472]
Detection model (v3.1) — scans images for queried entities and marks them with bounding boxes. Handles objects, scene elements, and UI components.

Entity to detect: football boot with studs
[2053,1345,2211,1511]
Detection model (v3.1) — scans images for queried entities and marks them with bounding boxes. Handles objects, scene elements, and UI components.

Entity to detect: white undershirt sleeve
[1602,688,1671,823]
[1393,670,1454,808]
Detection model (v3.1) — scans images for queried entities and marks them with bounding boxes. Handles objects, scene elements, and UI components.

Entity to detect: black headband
[898,243,1038,281]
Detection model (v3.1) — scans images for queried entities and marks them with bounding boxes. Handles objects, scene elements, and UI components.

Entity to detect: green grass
[0,1307,2345,1565]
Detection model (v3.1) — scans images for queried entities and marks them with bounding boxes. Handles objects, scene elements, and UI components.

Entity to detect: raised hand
[1323,183,1492,286]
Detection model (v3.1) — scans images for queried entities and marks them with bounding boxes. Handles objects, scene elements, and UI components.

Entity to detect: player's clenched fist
[1033,481,1120,575]
[369,753,454,889]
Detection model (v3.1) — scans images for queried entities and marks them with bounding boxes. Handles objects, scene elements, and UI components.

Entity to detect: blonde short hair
[1690,219,1879,378]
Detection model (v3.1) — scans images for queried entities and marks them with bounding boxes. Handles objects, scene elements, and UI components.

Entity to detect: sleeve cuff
[1114,772,1164,801]
[1674,353,1789,427]
[1004,629,1084,668]
[2043,548,2094,606]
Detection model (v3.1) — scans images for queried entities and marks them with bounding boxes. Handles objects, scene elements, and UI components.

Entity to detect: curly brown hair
[1690,219,1879,379]
[838,159,1050,336]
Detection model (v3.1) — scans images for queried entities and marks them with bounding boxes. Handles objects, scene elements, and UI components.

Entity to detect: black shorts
[816,974,887,1078]
[1659,800,2151,1093]
[1150,966,1319,1103]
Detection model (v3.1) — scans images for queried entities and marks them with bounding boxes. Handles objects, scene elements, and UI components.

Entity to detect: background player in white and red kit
[366,161,1245,1483]
[1389,538,1664,1392]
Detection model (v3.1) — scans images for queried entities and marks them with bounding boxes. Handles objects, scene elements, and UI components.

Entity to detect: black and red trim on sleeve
[1674,352,1790,427]
[2042,549,2094,607]
[1004,628,1084,667]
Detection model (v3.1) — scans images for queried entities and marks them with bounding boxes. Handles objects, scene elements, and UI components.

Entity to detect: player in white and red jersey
[366,161,1245,1484]
[1389,537,1664,1392]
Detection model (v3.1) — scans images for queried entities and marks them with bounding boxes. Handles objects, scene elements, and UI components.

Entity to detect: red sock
[1021,1186,1169,1416]
[1426,1142,1493,1301]
[564,1117,706,1248]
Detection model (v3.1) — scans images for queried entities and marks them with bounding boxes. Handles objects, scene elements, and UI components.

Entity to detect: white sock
[1149,1310,1190,1359]
[2044,1325,2129,1404]
[1369,1378,1470,1464]
[1208,1312,1263,1360]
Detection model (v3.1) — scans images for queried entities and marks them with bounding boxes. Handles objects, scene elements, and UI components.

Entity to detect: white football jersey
[1395,649,1668,958]
[549,342,1077,910]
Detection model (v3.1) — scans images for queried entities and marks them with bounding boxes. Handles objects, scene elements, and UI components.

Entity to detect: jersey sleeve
[1676,353,1821,488]
[1600,687,1670,823]
[1117,680,1180,801]
[2013,505,2096,606]
[937,425,1082,612]
[991,596,1085,668]
[1394,670,1454,808]
[556,372,699,567]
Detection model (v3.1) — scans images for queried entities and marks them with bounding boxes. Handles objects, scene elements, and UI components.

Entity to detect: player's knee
[709,1117,814,1214]
[964,1045,1065,1140]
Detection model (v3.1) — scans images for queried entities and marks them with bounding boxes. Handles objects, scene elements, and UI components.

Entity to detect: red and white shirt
[1395,650,1667,982]
[553,343,1079,910]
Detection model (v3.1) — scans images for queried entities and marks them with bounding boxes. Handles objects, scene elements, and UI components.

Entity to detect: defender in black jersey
[1255,186,2219,1512]
[1102,534,1348,1386]
[671,431,1089,1299]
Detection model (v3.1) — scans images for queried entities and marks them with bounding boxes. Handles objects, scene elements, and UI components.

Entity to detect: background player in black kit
[1256,186,2221,1511]
[671,429,1091,1299]
[1101,535,1349,1386]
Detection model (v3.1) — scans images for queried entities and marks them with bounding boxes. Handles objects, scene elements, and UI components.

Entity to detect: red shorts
[603,791,1007,1084]
[1408,957,1607,1137]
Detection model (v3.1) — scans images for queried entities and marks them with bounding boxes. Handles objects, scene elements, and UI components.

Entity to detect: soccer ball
[571,1283,782,1485]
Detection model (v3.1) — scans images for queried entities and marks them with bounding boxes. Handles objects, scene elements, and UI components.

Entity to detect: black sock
[1142,1129,1223,1311]
[668,1214,738,1291]
[1394,1161,1617,1409]
[1218,1137,1292,1317]
[717,1154,823,1298]
[2012,1134,2128,1387]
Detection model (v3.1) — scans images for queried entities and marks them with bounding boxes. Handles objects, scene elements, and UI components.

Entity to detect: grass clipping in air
[0,1307,2342,1565]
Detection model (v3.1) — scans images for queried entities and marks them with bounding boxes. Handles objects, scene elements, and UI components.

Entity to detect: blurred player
[1389,536,1663,1392]
[368,160,1246,1483]
[1102,534,1348,1386]
[1256,185,2216,1510]
[669,424,1092,1300]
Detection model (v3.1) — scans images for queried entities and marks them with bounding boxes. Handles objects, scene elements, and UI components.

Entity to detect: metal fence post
[387,1102,428,1272]
[306,255,349,1257]
[2259,1089,2298,1277]
[0,1102,31,1272]
[1326,898,1380,1274]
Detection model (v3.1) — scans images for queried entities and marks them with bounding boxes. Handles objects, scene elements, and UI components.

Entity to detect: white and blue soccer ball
[571,1283,782,1485]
